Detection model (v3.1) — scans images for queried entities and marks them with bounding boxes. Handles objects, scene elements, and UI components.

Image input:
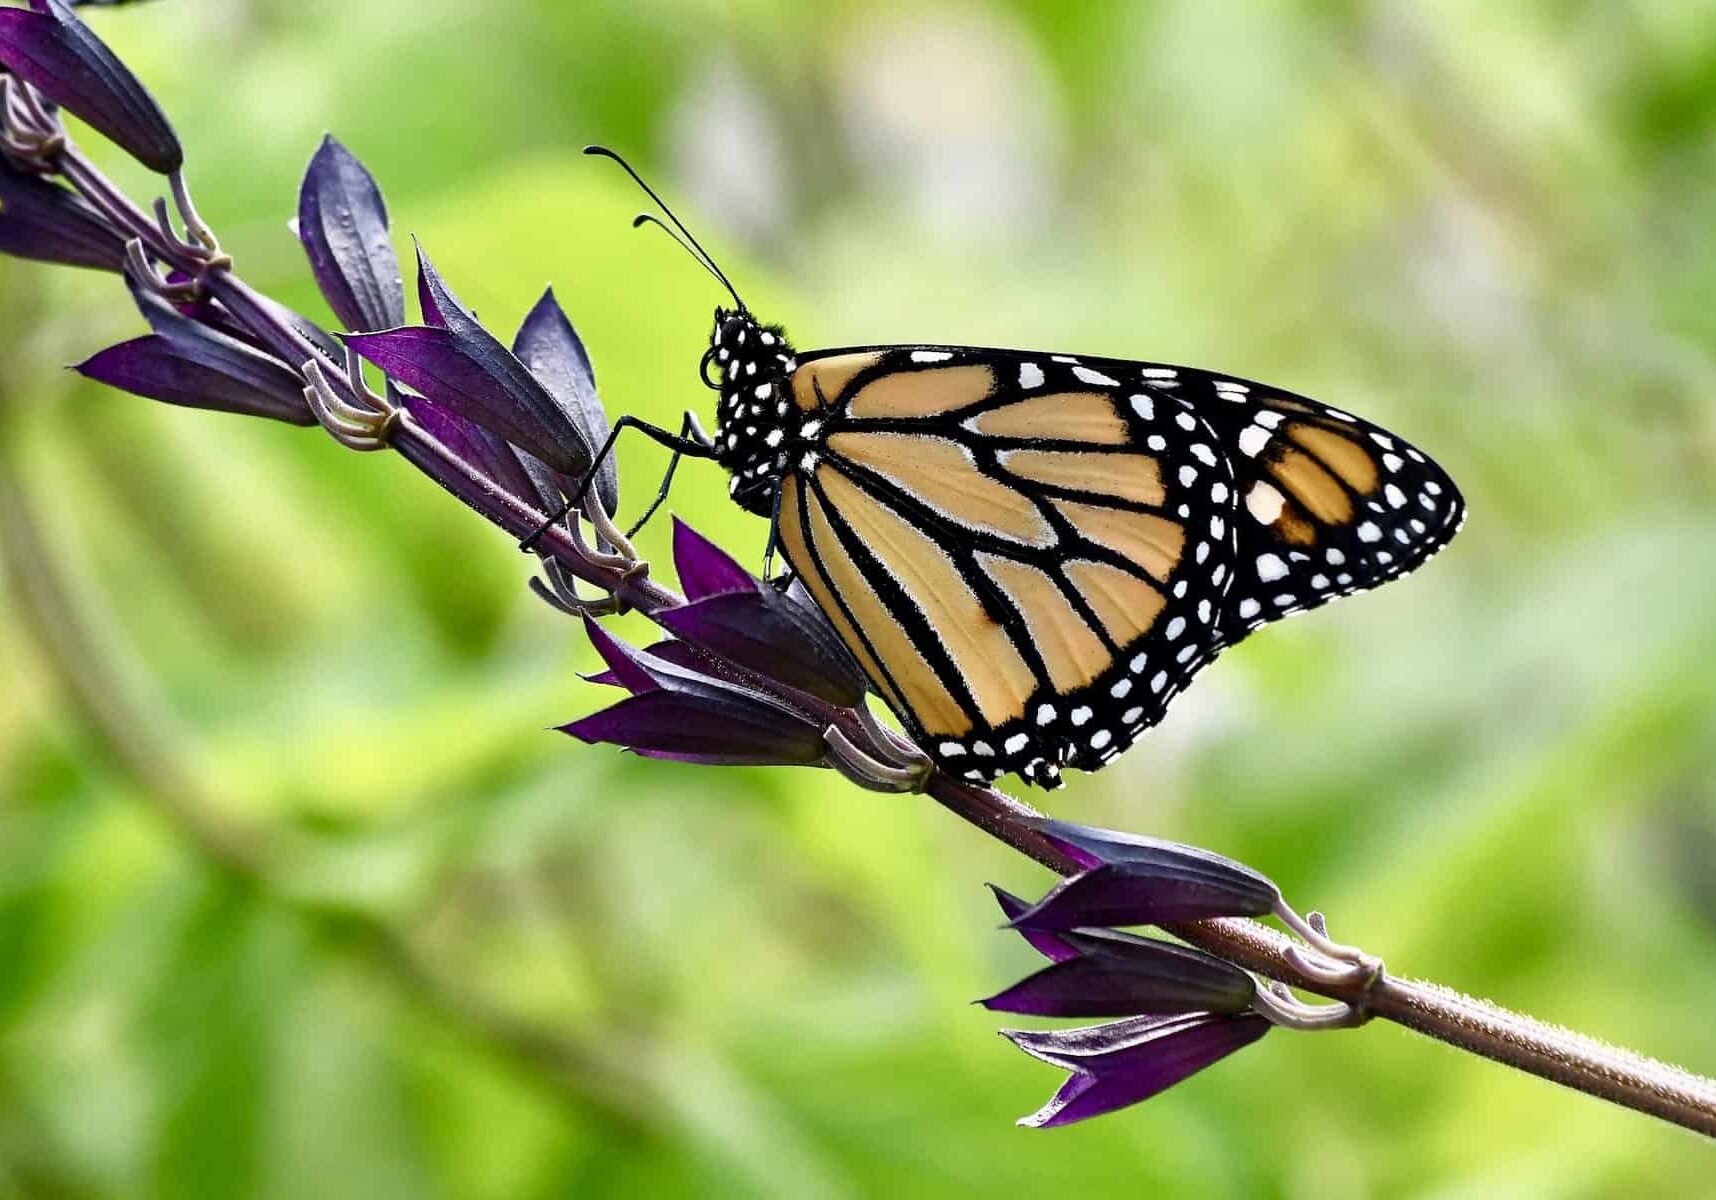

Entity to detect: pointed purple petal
[1035,821,1278,891]
[0,159,125,271]
[76,334,314,425]
[560,689,826,767]
[581,616,663,696]
[1006,1012,1269,1128]
[0,0,181,173]
[671,518,758,599]
[297,135,404,333]
[988,885,1079,963]
[514,288,616,511]
[586,640,715,687]
[347,246,602,478]
[656,589,868,707]
[979,929,1255,1018]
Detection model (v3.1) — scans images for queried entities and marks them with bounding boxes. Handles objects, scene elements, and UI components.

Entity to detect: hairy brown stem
[926,773,1716,1138]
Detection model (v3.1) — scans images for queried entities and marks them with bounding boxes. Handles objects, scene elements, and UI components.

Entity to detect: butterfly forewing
[777,347,1262,787]
[1138,366,1466,640]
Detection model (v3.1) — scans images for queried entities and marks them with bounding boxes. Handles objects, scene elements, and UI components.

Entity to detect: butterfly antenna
[583,144,747,311]
[631,213,741,303]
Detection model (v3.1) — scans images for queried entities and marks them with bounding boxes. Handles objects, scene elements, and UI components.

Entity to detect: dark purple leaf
[980,927,1255,1018]
[416,249,446,327]
[582,616,666,696]
[671,519,757,599]
[0,0,181,173]
[560,689,826,767]
[1005,821,1280,929]
[656,589,867,707]
[1008,861,1278,934]
[988,885,1079,963]
[566,617,827,765]
[1004,1012,1270,1128]
[0,158,125,270]
[404,394,549,512]
[76,334,313,425]
[297,135,404,333]
[586,638,711,688]
[345,246,601,478]
[513,288,616,511]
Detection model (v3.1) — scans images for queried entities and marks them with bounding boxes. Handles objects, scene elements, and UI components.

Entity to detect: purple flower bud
[1006,820,1280,931]
[297,135,405,334]
[562,619,827,767]
[80,268,314,423]
[0,0,181,173]
[512,288,617,513]
[1003,1011,1270,1128]
[345,246,604,480]
[652,521,868,706]
[980,927,1256,1018]
[77,333,313,425]
[0,157,125,271]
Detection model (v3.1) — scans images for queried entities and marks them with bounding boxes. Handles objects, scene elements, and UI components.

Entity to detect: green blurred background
[1,0,1714,1195]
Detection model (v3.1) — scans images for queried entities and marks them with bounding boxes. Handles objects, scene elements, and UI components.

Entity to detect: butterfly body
[702,309,1464,790]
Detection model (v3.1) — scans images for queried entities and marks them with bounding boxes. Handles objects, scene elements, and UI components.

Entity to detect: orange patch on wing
[777,476,907,716]
[1062,559,1167,644]
[1289,423,1378,494]
[819,465,1036,731]
[976,552,1111,692]
[797,478,968,733]
[967,392,1129,444]
[845,363,997,420]
[1268,446,1353,525]
[1000,449,1164,506]
[827,431,1055,546]
[1052,499,1183,583]
[791,353,883,413]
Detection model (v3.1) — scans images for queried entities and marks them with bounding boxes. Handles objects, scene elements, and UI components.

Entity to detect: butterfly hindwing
[772,345,1464,788]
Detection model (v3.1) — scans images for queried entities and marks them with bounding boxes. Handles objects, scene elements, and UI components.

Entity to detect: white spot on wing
[1238,425,1271,457]
[1246,481,1285,525]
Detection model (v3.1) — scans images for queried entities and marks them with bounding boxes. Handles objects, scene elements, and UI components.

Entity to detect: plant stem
[28,121,1716,1145]
[925,772,1716,1138]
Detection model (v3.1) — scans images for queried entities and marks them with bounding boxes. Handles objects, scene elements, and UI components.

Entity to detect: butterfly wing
[773,346,1463,788]
[1127,363,1466,642]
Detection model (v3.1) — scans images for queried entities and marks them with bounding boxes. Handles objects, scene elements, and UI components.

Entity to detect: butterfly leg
[623,411,716,539]
[762,478,787,583]
[518,412,715,552]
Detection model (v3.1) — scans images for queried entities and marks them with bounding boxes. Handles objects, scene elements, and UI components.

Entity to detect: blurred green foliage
[2,0,1715,1196]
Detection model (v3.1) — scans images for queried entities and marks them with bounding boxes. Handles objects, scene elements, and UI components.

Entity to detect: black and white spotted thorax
[707,308,799,516]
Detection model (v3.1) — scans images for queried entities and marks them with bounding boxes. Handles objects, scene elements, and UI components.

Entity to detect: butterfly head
[704,307,800,515]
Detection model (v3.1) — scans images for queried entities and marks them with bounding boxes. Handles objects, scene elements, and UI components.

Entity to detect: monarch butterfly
[567,148,1466,790]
